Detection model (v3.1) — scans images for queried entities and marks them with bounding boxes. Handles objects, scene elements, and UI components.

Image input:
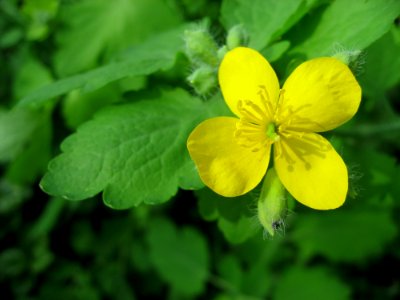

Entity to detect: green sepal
[257,168,287,236]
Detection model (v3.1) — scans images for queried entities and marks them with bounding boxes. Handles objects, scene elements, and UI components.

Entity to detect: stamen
[276,102,316,130]
[245,100,268,121]
[274,89,285,119]
[258,85,275,118]
[234,94,277,152]
[235,126,265,151]
[237,101,264,123]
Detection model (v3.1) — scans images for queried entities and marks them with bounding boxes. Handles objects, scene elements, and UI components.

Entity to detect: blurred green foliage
[1,0,400,299]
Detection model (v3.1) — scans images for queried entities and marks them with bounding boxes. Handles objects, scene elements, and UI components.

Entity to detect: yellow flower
[187,47,362,210]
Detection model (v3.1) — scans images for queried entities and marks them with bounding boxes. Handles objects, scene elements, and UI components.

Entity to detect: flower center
[234,98,280,152]
[266,123,280,142]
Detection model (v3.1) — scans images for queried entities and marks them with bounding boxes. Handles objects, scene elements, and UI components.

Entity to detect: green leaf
[197,188,254,221]
[0,179,30,213]
[360,27,400,99]
[218,215,257,245]
[40,89,227,208]
[62,84,121,129]
[5,111,52,184]
[273,267,351,300]
[18,26,188,108]
[12,54,53,100]
[4,55,53,183]
[261,40,291,63]
[0,108,46,162]
[95,264,136,300]
[220,0,305,50]
[0,248,26,278]
[196,188,258,243]
[54,0,182,76]
[217,255,242,289]
[216,253,271,299]
[291,210,397,263]
[146,218,209,296]
[0,27,23,48]
[22,0,59,40]
[241,264,271,298]
[345,148,399,208]
[291,0,400,58]
[37,263,101,300]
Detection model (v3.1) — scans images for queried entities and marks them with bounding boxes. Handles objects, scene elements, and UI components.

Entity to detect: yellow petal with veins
[219,47,280,119]
[187,117,271,197]
[280,57,361,132]
[274,132,347,209]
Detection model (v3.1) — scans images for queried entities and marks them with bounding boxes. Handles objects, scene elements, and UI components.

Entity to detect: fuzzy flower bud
[184,28,219,67]
[188,65,217,95]
[226,24,248,50]
[257,168,287,237]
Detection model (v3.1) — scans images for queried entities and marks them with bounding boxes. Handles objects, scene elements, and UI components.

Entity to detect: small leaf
[241,263,271,298]
[0,108,46,162]
[196,188,258,243]
[40,89,227,208]
[291,210,397,263]
[147,218,209,296]
[217,255,242,288]
[274,267,351,300]
[218,215,256,244]
[216,254,271,299]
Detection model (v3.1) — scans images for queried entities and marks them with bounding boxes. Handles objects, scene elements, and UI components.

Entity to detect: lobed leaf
[146,218,209,296]
[290,0,400,58]
[40,89,228,208]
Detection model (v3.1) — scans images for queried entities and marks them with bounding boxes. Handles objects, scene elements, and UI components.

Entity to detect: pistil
[266,123,280,142]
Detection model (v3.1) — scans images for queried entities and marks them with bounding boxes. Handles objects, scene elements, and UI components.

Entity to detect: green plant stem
[27,198,65,240]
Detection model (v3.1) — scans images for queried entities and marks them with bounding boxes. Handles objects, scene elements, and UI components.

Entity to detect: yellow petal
[280,57,361,132]
[187,117,270,197]
[219,47,280,119]
[274,132,347,210]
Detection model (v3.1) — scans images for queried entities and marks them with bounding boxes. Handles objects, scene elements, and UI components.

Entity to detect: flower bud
[226,24,248,50]
[184,28,219,67]
[187,65,217,95]
[257,168,287,236]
